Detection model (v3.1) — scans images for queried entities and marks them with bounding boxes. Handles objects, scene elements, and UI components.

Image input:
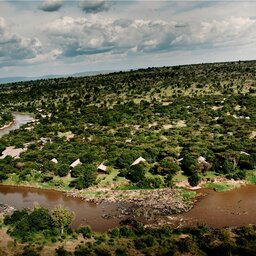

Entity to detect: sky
[1,0,256,78]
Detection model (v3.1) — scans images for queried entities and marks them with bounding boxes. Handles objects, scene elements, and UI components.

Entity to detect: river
[0,113,34,137]
[1,185,256,231]
[0,185,123,232]
[175,184,256,228]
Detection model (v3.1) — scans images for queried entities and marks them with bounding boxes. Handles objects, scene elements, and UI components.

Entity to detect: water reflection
[0,185,120,231]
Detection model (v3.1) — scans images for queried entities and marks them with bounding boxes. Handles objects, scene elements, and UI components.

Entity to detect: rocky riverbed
[0,204,15,215]
[66,188,196,222]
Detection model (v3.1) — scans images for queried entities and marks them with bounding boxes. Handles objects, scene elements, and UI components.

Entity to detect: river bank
[0,120,15,131]
[0,182,197,226]
[2,178,256,230]
[0,171,252,228]
[0,112,34,138]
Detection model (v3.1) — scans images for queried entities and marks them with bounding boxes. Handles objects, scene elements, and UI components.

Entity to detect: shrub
[77,225,92,238]
[188,173,201,187]
[56,164,70,177]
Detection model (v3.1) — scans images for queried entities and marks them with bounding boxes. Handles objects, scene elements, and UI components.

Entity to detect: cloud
[0,17,42,67]
[46,16,179,57]
[195,17,255,46]
[39,0,63,12]
[79,0,112,13]
[44,15,256,62]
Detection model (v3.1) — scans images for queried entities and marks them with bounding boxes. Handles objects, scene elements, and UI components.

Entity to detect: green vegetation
[3,205,74,243]
[0,111,12,127]
[0,59,256,254]
[205,182,234,192]
[2,207,256,255]
[0,61,255,191]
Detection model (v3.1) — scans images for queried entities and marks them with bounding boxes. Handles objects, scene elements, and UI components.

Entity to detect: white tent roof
[70,159,81,168]
[131,157,146,166]
[51,158,58,164]
[97,163,107,171]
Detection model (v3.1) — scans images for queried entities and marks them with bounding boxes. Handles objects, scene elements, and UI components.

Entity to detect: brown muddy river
[0,185,123,232]
[176,184,256,228]
[1,184,256,231]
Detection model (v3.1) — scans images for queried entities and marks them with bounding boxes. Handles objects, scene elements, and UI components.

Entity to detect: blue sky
[1,1,256,78]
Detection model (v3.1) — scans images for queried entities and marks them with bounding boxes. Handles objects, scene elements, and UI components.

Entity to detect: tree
[126,163,146,183]
[80,152,99,164]
[181,153,197,176]
[56,246,73,256]
[222,159,235,174]
[115,150,140,169]
[71,165,84,178]
[188,173,201,187]
[29,207,53,231]
[52,206,75,234]
[70,164,97,189]
[77,225,92,238]
[56,164,70,177]
[160,157,181,175]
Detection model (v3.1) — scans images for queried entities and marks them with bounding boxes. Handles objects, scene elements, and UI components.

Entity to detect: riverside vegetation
[2,207,256,255]
[0,61,256,254]
[0,111,12,128]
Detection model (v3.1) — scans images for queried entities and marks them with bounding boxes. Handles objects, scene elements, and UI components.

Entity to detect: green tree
[71,165,84,178]
[77,225,92,238]
[56,164,70,177]
[188,173,201,187]
[126,163,146,183]
[29,207,53,231]
[70,164,97,189]
[160,157,181,175]
[52,206,75,234]
[181,153,197,176]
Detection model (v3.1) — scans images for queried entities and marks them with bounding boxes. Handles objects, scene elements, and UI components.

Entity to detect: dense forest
[0,61,255,190]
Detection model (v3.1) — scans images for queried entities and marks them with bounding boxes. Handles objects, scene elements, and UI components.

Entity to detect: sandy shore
[0,119,15,130]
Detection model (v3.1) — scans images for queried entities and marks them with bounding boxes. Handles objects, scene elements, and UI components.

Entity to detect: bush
[181,153,197,176]
[56,164,70,177]
[77,225,92,238]
[55,246,73,256]
[188,173,201,187]
[4,209,29,225]
[110,228,120,238]
[29,207,53,231]
[126,163,146,183]
[119,226,134,237]
[160,157,181,175]
[0,172,8,181]
[69,165,97,189]
[20,246,40,256]
[137,177,163,188]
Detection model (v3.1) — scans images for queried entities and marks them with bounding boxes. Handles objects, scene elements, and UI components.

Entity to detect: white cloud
[2,1,256,78]
[195,17,256,45]
[39,0,63,12]
[45,15,256,60]
[0,17,42,67]
[46,16,180,57]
